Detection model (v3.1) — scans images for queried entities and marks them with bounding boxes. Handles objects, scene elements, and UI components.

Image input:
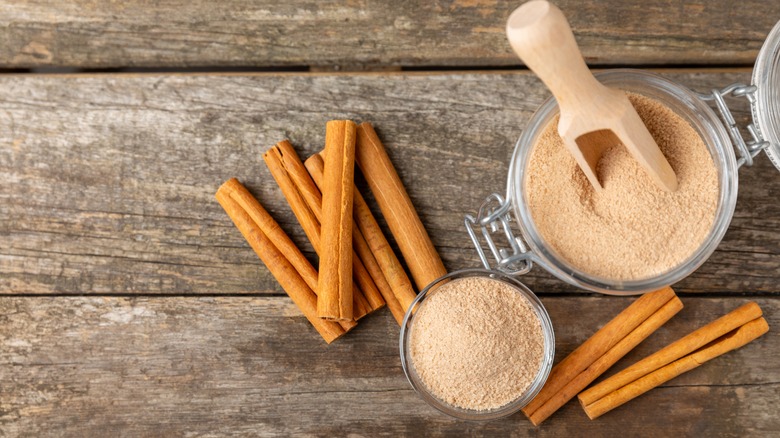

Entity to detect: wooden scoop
[506,1,677,192]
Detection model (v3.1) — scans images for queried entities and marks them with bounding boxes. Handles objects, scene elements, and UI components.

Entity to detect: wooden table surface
[2,1,779,436]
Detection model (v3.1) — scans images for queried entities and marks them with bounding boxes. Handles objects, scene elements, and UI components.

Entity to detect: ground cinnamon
[410,276,544,411]
[527,94,718,280]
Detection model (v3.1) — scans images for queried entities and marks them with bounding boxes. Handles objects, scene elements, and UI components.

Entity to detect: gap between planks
[0,66,754,79]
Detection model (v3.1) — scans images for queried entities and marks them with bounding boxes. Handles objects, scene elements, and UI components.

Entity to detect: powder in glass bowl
[409,276,544,411]
[526,93,719,280]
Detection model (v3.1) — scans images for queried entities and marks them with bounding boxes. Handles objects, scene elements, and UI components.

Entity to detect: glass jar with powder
[466,20,780,295]
[400,269,555,420]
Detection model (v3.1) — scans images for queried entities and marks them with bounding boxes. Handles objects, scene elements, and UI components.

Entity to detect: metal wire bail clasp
[465,193,533,276]
[697,84,770,168]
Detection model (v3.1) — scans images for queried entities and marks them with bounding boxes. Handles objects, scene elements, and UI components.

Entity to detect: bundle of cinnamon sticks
[522,287,683,425]
[578,301,769,419]
[522,287,769,424]
[216,121,446,343]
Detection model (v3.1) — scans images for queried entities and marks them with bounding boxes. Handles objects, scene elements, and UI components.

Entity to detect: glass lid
[752,18,780,171]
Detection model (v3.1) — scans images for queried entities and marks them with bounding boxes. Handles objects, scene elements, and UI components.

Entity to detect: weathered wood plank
[1,1,778,69]
[1,70,778,294]
[0,296,777,436]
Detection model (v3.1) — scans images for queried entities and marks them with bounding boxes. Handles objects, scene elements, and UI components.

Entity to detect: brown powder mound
[526,93,719,281]
[409,277,544,411]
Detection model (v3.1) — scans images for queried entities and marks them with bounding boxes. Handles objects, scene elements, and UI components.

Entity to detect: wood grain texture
[0,295,777,436]
[0,1,778,69]
[0,70,778,295]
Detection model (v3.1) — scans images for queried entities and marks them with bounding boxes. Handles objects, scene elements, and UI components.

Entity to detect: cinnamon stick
[306,153,411,321]
[526,295,683,425]
[263,140,379,319]
[355,122,447,290]
[351,172,417,313]
[522,287,676,418]
[352,226,405,324]
[579,301,764,407]
[580,314,769,419]
[318,120,357,320]
[218,178,359,329]
[262,143,368,319]
[222,178,318,292]
[273,140,384,312]
[215,178,354,343]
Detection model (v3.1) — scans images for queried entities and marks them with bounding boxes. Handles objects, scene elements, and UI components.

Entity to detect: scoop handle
[506,1,603,109]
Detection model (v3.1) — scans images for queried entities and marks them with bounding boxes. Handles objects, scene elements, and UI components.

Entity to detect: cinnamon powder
[409,277,544,411]
[526,94,719,280]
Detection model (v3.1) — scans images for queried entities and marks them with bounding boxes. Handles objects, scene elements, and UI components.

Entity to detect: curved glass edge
[508,69,739,295]
[399,269,555,421]
[752,18,780,172]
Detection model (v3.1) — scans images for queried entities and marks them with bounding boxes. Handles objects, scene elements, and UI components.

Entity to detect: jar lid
[752,19,780,171]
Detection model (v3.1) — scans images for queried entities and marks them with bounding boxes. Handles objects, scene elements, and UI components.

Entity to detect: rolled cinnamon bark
[352,226,406,324]
[527,295,683,425]
[263,142,369,320]
[215,179,354,343]
[580,315,769,419]
[522,287,676,418]
[579,301,764,407]
[351,176,418,313]
[318,120,357,321]
[355,122,446,291]
[263,141,378,319]
[306,153,411,321]
[221,178,318,292]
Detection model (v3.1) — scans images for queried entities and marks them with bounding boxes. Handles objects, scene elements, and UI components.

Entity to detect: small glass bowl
[399,269,555,420]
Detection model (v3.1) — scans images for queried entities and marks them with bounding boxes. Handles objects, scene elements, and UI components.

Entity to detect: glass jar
[399,269,555,420]
[466,21,780,296]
